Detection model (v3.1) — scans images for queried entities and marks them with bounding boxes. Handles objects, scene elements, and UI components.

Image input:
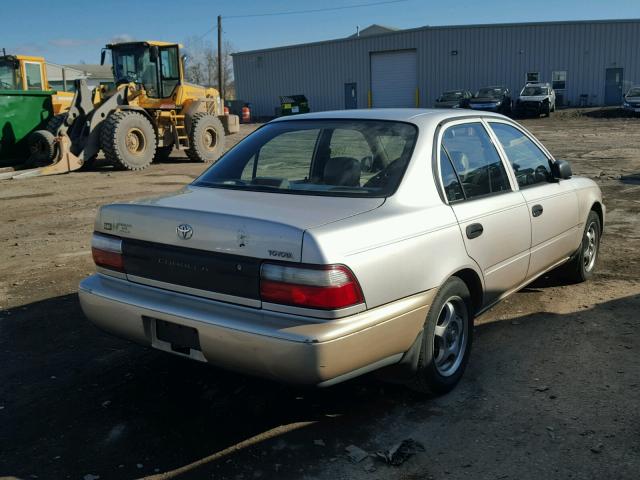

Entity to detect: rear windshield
[193,120,418,197]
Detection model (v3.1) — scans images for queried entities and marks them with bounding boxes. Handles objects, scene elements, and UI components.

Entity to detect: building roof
[348,24,397,38]
[65,64,113,79]
[233,18,640,56]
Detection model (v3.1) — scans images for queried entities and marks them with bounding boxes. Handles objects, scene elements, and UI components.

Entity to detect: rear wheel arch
[451,268,483,314]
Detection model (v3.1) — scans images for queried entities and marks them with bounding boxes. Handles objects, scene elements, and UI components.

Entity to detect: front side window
[25,62,43,90]
[490,122,551,187]
[441,122,511,199]
[0,58,21,89]
[159,47,180,97]
[195,120,418,197]
[111,45,159,97]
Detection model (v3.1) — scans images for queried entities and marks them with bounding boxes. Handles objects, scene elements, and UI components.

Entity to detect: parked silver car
[79,109,604,394]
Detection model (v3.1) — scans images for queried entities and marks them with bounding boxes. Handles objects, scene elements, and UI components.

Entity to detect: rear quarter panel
[302,204,479,309]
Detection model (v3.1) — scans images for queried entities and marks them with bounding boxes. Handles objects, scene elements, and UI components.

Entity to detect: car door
[438,120,531,303]
[487,120,580,279]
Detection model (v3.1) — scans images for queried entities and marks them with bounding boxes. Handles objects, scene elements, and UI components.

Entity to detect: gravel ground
[0,113,639,480]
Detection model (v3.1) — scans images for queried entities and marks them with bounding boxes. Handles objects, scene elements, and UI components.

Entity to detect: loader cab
[104,41,183,99]
[0,55,47,91]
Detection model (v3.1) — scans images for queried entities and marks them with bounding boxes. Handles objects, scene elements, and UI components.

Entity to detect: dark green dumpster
[279,95,309,116]
[0,89,54,165]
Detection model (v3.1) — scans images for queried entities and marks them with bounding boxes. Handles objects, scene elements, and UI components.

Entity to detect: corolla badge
[176,224,194,240]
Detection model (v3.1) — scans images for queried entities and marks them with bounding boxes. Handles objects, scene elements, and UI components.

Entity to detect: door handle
[532,204,544,217]
[466,223,484,239]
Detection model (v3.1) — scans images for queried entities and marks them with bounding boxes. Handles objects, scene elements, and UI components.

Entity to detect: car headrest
[323,156,361,187]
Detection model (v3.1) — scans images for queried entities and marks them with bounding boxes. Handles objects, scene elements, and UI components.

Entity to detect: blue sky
[3,0,640,65]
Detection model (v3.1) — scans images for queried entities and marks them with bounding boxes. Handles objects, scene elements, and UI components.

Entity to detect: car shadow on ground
[0,292,638,480]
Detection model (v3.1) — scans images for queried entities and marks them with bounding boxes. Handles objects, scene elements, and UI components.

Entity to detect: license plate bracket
[155,319,201,354]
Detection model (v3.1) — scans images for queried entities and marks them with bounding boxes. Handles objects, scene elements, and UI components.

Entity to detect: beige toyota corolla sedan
[79,109,604,394]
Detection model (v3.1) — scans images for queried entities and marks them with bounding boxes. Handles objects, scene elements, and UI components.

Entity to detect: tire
[100,110,156,171]
[186,113,225,163]
[559,211,601,283]
[542,102,551,117]
[407,276,474,395]
[27,130,56,165]
[551,101,556,112]
[46,113,67,135]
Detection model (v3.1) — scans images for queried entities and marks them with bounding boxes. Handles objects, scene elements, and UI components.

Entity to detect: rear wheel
[101,111,156,171]
[407,277,474,395]
[27,130,56,165]
[186,113,225,163]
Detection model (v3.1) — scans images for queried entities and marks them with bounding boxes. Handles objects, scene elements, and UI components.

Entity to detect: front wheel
[559,211,601,283]
[407,277,474,395]
[101,111,157,171]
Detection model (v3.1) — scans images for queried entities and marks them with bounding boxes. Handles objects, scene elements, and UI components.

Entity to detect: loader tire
[46,113,67,135]
[101,111,156,171]
[28,130,56,166]
[186,113,225,163]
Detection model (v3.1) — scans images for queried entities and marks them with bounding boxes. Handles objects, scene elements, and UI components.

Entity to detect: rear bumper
[78,274,434,386]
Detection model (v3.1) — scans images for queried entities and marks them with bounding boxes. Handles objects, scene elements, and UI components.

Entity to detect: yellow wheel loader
[25,41,238,176]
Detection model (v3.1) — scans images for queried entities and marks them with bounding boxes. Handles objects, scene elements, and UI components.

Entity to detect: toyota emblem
[176,224,193,240]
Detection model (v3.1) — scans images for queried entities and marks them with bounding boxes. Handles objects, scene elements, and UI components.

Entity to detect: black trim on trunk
[122,239,261,299]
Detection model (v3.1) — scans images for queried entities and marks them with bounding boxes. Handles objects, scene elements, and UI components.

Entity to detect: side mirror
[552,159,572,180]
[149,45,159,63]
[181,54,188,67]
[100,50,106,65]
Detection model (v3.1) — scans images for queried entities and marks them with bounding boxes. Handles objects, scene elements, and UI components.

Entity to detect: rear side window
[490,123,551,187]
[439,146,464,202]
[441,122,511,200]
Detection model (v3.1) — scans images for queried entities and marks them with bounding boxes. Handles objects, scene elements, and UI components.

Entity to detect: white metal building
[232,19,640,117]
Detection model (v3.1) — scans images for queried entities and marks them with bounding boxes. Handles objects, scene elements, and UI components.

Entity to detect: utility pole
[217,15,224,102]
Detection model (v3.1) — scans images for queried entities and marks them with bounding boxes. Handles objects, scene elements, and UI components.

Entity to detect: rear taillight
[91,233,124,272]
[260,263,364,310]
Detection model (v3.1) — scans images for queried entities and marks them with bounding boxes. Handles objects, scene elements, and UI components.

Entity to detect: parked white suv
[516,83,556,117]
[79,109,603,394]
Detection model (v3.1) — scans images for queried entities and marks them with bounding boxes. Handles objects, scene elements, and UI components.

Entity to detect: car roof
[270,108,507,126]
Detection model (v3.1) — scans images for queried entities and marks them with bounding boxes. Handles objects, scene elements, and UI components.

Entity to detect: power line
[224,0,409,19]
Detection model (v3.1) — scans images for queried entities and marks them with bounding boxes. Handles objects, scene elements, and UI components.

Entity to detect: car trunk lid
[96,186,384,303]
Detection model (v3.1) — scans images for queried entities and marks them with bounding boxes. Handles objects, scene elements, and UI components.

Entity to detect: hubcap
[433,296,468,377]
[203,127,217,151]
[583,222,598,272]
[125,128,146,155]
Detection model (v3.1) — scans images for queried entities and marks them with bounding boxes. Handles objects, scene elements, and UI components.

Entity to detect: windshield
[439,91,463,101]
[626,87,640,97]
[521,86,548,96]
[0,58,20,90]
[111,45,159,97]
[475,88,503,99]
[193,120,418,198]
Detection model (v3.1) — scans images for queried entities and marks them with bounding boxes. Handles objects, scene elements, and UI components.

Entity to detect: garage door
[370,50,417,108]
